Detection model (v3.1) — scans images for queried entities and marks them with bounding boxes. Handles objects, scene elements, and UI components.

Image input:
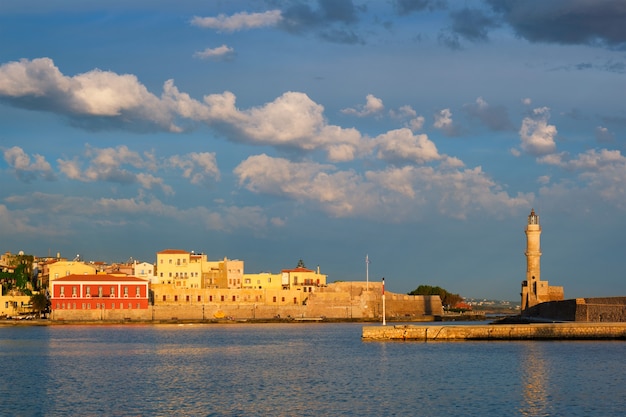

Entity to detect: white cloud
[234,153,532,221]
[375,128,441,165]
[191,10,282,32]
[519,107,557,156]
[0,58,175,131]
[433,108,460,136]
[168,152,220,185]
[193,45,235,60]
[3,146,55,182]
[341,94,384,117]
[57,145,173,195]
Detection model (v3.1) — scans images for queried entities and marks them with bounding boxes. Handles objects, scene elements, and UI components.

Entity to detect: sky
[1,0,625,301]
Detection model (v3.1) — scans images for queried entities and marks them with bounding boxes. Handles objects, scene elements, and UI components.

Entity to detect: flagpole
[382,277,386,326]
[365,254,369,292]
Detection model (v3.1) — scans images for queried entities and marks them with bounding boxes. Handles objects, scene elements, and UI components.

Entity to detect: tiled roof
[281,267,314,273]
[157,249,189,254]
[52,274,148,283]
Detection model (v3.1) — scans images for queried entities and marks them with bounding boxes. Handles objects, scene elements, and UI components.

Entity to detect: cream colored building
[242,272,282,290]
[0,292,34,318]
[156,249,243,289]
[281,266,327,293]
[47,261,97,282]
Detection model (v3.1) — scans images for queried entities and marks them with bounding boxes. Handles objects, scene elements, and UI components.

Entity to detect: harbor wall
[362,322,626,340]
[524,297,626,322]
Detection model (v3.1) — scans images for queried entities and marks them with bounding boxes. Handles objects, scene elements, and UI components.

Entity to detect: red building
[50,274,150,313]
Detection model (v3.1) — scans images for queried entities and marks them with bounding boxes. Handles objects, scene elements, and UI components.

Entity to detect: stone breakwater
[362,323,626,341]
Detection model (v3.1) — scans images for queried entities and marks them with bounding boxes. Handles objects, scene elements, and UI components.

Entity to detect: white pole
[382,277,386,326]
[366,254,369,291]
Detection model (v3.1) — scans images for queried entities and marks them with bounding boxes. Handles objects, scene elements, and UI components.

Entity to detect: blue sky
[1,0,625,300]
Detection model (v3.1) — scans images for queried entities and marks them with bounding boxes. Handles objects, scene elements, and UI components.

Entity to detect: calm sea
[1,322,625,417]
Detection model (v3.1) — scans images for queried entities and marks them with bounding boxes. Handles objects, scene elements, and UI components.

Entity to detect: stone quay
[362,322,626,341]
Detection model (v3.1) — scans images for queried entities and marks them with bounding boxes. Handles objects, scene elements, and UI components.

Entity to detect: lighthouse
[520,209,563,313]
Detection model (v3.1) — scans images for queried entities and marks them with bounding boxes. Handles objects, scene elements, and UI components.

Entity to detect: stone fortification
[525,297,626,322]
[362,322,626,340]
[50,281,443,321]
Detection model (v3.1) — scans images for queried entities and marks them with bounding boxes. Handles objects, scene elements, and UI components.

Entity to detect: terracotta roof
[157,249,189,254]
[281,267,314,273]
[52,274,148,283]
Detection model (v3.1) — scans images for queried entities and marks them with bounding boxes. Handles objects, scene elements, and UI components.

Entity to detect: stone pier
[362,323,626,341]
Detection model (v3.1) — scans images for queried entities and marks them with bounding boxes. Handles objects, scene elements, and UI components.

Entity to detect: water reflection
[519,342,552,417]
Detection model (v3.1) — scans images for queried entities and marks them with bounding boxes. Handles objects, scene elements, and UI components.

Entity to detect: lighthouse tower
[520,209,563,313]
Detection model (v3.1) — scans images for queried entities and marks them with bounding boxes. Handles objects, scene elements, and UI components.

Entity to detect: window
[60,287,65,296]
[110,287,115,297]
[136,303,140,309]
[162,295,166,302]
[98,287,103,297]
[273,296,277,303]
[268,277,271,283]
[220,295,224,302]
[294,298,297,304]
[111,303,115,309]
[72,286,77,296]
[232,295,236,302]
[86,286,91,296]
[174,295,178,302]
[186,295,190,302]
[124,287,129,296]
[209,295,213,302]
[197,295,201,302]
[281,297,285,302]
[136,287,140,296]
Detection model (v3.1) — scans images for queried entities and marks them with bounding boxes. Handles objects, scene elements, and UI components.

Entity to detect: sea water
[1,322,625,417]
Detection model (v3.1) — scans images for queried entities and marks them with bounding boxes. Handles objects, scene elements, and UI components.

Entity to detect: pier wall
[362,323,626,340]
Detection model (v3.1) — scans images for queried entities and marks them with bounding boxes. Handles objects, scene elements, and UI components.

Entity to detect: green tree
[408,284,463,308]
[30,292,49,318]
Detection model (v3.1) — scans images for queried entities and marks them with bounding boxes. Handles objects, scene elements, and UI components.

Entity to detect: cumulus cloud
[191,10,282,32]
[375,128,441,165]
[518,107,558,156]
[433,108,461,136]
[57,145,174,195]
[193,45,235,61]
[168,152,220,185]
[3,146,55,182]
[389,105,425,132]
[0,58,369,161]
[487,0,626,48]
[463,97,513,131]
[341,94,384,117]
[234,153,531,221]
[0,58,175,131]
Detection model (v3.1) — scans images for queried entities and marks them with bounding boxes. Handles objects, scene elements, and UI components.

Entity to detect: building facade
[50,274,150,320]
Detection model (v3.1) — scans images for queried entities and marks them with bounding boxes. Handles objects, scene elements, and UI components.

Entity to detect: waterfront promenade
[362,322,626,340]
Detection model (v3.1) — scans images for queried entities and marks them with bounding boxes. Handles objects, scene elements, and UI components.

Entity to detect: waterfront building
[49,274,149,320]
[281,265,327,293]
[0,292,33,318]
[45,260,97,283]
[520,209,563,312]
[155,249,243,289]
[242,272,282,290]
[133,261,156,283]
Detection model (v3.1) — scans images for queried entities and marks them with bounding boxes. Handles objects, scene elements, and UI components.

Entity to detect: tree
[30,292,49,318]
[408,284,463,308]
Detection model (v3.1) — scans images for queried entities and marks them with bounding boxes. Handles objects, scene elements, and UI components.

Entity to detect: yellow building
[0,292,34,318]
[156,250,243,289]
[242,272,282,290]
[47,261,97,282]
[281,266,327,293]
[156,249,203,288]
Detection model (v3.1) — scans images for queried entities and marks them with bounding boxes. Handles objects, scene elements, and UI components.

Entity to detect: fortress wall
[51,309,150,321]
[362,322,626,340]
[525,297,626,322]
[524,299,578,321]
